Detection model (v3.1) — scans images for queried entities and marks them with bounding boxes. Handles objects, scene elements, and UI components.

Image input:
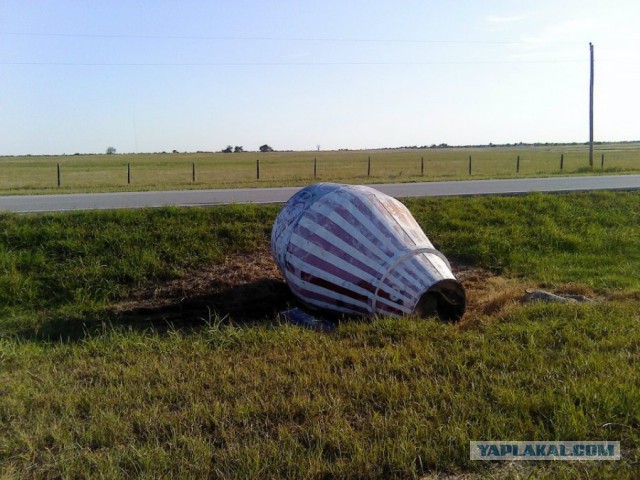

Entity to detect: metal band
[370,246,451,315]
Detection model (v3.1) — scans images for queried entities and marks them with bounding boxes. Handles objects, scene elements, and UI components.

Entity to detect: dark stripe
[295,224,382,278]
[287,241,413,311]
[347,194,405,252]
[288,282,369,315]
[285,258,371,305]
[287,243,376,293]
[329,201,395,256]
[410,254,440,288]
[375,301,405,317]
[302,207,421,301]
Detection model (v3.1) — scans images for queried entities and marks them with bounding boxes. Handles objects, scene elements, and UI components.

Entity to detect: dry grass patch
[109,250,294,329]
[105,253,600,332]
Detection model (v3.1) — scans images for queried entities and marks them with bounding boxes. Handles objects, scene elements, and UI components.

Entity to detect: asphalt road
[1,175,639,213]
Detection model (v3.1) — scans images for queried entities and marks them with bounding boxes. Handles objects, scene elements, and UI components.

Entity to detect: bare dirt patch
[110,249,295,328]
[110,252,591,329]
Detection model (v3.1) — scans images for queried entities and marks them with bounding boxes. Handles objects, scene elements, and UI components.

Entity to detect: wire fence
[1,147,639,192]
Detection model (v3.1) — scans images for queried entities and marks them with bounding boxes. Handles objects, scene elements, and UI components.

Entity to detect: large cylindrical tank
[271,183,465,321]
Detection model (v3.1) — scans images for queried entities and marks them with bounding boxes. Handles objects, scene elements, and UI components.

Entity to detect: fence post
[256,159,260,180]
[517,155,520,173]
[314,158,317,178]
[468,155,472,175]
[367,156,371,177]
[560,154,564,171]
[192,162,196,182]
[601,153,604,169]
[421,157,424,176]
[127,162,131,184]
[57,163,61,187]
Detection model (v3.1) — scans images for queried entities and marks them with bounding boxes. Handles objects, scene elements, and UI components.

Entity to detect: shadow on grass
[19,278,299,342]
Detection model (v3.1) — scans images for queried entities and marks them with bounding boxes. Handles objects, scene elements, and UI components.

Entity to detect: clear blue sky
[1,0,638,155]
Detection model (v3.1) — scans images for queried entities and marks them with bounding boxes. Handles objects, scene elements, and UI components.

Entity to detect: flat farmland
[1,143,639,194]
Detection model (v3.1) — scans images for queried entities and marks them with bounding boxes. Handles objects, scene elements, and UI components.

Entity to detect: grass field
[0,192,639,478]
[1,143,639,195]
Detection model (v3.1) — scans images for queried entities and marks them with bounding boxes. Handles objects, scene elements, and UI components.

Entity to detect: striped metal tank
[271,183,465,321]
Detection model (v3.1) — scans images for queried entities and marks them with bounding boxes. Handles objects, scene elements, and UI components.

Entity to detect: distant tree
[259,144,274,152]
[106,146,116,155]
[234,146,244,153]
[222,145,233,153]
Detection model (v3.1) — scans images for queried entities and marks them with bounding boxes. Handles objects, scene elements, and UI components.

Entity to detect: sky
[1,0,639,155]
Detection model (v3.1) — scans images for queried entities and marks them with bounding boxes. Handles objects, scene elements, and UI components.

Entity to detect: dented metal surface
[271,183,465,321]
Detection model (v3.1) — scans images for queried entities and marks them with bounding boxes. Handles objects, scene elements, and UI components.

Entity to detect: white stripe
[302,207,430,306]
[395,263,430,293]
[289,230,414,306]
[286,254,372,299]
[291,277,412,316]
[317,207,422,292]
[373,244,438,297]
[295,297,358,315]
[286,253,412,314]
[290,231,379,283]
[297,216,387,276]
[288,277,371,312]
[418,252,455,280]
[371,196,428,247]
[398,256,451,297]
[311,200,392,262]
[308,208,416,289]
[329,199,399,256]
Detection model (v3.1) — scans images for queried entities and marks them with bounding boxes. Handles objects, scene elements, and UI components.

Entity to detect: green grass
[0,204,276,337]
[1,192,639,479]
[1,143,640,195]
[406,191,640,289]
[1,306,638,479]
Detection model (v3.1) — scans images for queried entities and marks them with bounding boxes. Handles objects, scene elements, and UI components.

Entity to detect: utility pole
[589,42,594,168]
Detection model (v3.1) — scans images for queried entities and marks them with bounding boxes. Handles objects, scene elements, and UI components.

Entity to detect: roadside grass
[1,143,639,195]
[1,305,638,479]
[0,204,277,337]
[0,191,639,478]
[406,190,640,290]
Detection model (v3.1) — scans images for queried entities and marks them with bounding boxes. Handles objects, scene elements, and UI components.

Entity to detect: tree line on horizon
[4,140,638,158]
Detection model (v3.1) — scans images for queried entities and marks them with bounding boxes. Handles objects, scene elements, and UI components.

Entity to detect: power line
[0,31,583,45]
[0,60,585,66]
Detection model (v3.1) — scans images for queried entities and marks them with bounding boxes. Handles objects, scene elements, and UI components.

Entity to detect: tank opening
[414,279,466,322]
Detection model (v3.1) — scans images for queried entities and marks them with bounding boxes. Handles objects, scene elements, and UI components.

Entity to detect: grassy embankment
[0,191,639,478]
[1,143,639,195]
